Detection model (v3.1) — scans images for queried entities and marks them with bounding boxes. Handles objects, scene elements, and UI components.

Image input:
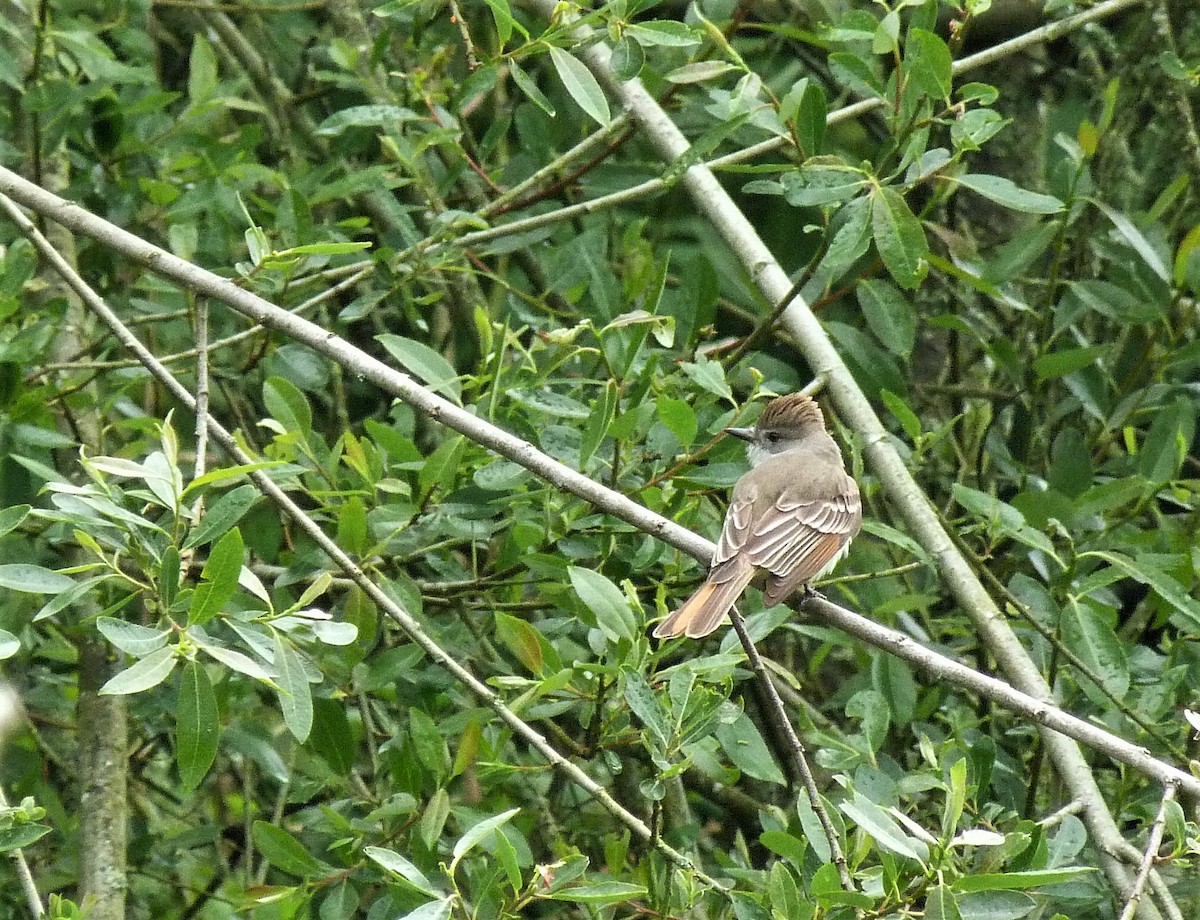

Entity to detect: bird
[653,393,861,639]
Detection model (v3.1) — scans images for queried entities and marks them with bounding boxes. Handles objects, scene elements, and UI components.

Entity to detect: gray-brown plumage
[654,393,861,639]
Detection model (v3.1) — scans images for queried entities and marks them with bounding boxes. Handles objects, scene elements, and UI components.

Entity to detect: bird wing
[712,476,860,602]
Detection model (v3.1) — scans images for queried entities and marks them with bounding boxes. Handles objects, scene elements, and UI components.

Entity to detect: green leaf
[1033,345,1107,380]
[1066,279,1165,324]
[580,381,617,465]
[781,161,868,207]
[905,29,952,100]
[953,868,1095,892]
[483,0,527,45]
[871,186,928,289]
[857,278,916,356]
[569,567,636,643]
[680,354,732,401]
[666,61,738,84]
[623,669,670,749]
[790,78,827,156]
[543,880,649,905]
[99,646,178,695]
[715,709,786,785]
[0,504,31,538]
[394,899,453,920]
[96,617,171,656]
[0,564,75,594]
[273,632,313,742]
[1092,200,1169,281]
[1061,599,1129,699]
[364,846,440,897]
[183,485,259,550]
[189,528,244,626]
[1079,550,1200,634]
[314,104,421,135]
[925,883,963,920]
[839,792,929,863]
[177,660,219,789]
[547,47,610,126]
[451,807,520,862]
[377,334,462,403]
[494,612,545,674]
[760,829,809,866]
[625,21,700,47]
[880,390,922,441]
[509,60,555,117]
[409,707,450,778]
[252,820,325,878]
[263,376,313,436]
[0,629,19,660]
[955,174,1064,214]
[608,35,644,81]
[658,396,698,448]
[1138,394,1194,484]
[187,33,217,104]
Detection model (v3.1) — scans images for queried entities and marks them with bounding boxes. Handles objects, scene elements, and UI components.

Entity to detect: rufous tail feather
[653,561,755,639]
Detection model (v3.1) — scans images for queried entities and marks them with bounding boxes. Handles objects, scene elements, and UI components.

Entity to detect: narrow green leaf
[364,846,441,897]
[579,380,617,466]
[623,669,670,749]
[625,21,700,47]
[1033,345,1107,380]
[97,617,171,656]
[395,899,453,920]
[189,527,244,625]
[494,612,545,674]
[1061,599,1129,699]
[177,660,219,789]
[871,186,928,289]
[716,710,786,785]
[547,46,610,126]
[273,631,313,742]
[857,278,916,356]
[1080,550,1200,634]
[955,174,1064,214]
[314,104,421,136]
[880,390,922,441]
[509,61,555,117]
[187,33,217,104]
[1092,200,1169,281]
[0,505,31,538]
[377,334,462,403]
[569,567,636,642]
[252,820,325,878]
[452,807,520,862]
[0,564,76,594]
[839,793,929,863]
[953,867,1095,892]
[905,29,952,100]
[543,880,649,905]
[263,376,313,436]
[99,646,177,695]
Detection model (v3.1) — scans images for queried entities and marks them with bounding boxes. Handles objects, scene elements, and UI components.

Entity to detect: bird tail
[653,558,755,639]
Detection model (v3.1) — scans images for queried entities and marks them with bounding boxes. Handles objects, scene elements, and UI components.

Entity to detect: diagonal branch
[2,171,1197,801]
[538,1,1169,910]
[0,190,724,893]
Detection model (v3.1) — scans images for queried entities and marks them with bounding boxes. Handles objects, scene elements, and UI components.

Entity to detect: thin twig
[727,605,856,896]
[1116,784,1176,920]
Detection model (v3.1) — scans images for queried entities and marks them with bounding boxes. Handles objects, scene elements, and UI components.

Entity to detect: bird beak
[725,426,755,442]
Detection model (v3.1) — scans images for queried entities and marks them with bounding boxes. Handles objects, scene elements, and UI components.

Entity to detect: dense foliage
[0,0,1198,918]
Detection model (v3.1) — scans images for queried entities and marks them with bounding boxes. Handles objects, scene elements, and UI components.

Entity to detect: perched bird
[654,393,861,639]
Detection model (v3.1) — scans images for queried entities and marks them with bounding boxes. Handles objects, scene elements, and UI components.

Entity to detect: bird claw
[802,584,826,603]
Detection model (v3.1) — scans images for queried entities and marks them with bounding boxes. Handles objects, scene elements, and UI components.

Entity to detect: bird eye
[766,432,780,443]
